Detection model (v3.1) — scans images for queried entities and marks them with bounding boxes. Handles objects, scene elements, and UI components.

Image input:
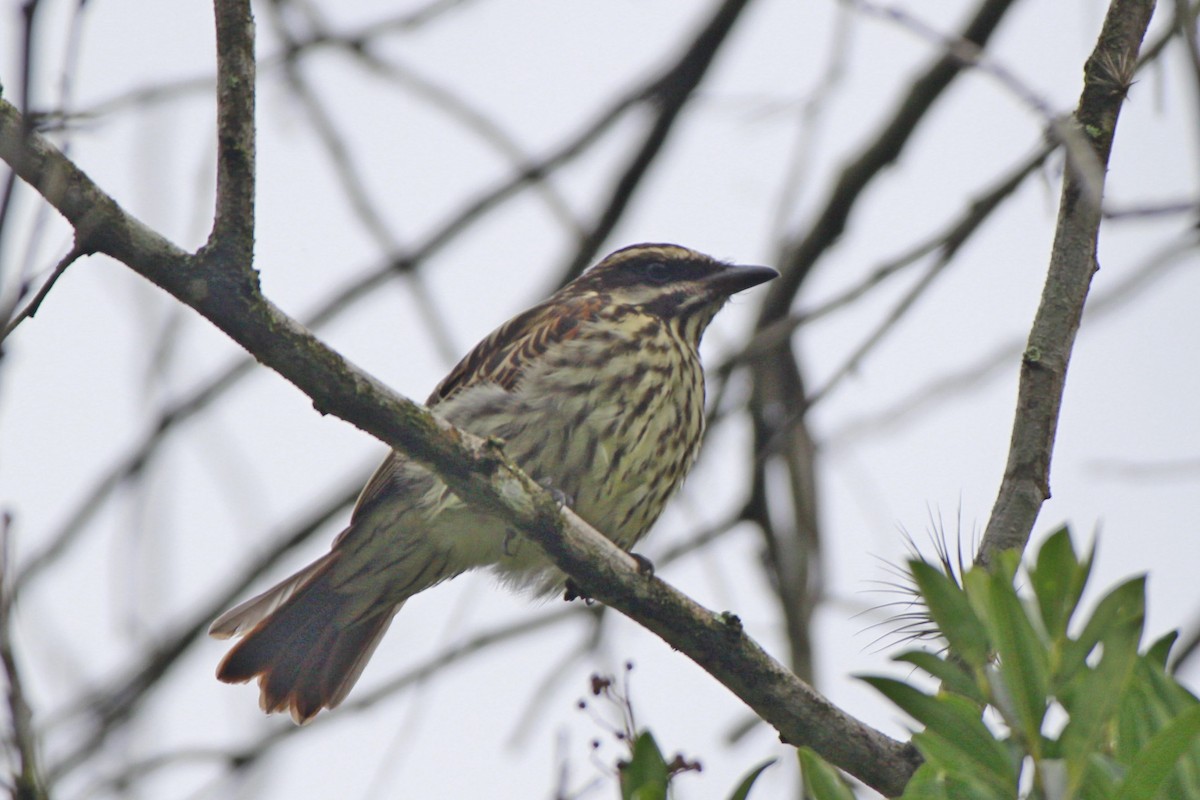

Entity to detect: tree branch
[759,0,1019,322]
[1,514,49,800]
[208,0,255,255]
[742,0,1022,691]
[977,0,1156,565]
[0,242,85,342]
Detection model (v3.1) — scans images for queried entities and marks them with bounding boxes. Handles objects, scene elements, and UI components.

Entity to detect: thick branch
[0,96,919,797]
[977,0,1156,565]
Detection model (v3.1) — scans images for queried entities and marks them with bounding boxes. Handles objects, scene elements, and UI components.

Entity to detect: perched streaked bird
[209,243,777,723]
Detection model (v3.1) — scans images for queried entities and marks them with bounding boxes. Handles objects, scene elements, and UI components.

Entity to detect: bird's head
[568,243,778,343]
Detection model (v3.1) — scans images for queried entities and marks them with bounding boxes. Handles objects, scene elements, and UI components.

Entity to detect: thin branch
[558,0,755,283]
[1,513,49,800]
[1140,0,1198,66]
[807,141,1054,408]
[1104,199,1200,219]
[742,0,1021,684]
[760,0,1019,322]
[45,472,364,781]
[0,243,84,342]
[768,4,855,242]
[806,257,948,410]
[849,0,1105,207]
[318,34,583,240]
[826,233,1198,447]
[276,54,401,252]
[703,138,1054,437]
[41,3,479,126]
[83,604,587,797]
[977,0,1157,565]
[0,0,41,286]
[264,7,466,361]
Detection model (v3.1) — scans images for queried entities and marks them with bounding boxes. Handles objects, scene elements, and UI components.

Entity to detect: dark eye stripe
[644,261,670,283]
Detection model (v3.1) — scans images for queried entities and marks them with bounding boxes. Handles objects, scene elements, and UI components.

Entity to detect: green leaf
[861,676,1016,794]
[1115,705,1200,800]
[1059,614,1144,795]
[977,567,1051,745]
[1059,577,1146,686]
[1027,526,1089,641]
[1072,753,1122,799]
[797,749,854,800]
[1117,658,1200,765]
[894,649,985,705]
[620,732,669,800]
[1145,631,1179,670]
[898,763,952,800]
[900,760,1018,800]
[725,759,776,800]
[908,559,991,668]
[909,731,1015,800]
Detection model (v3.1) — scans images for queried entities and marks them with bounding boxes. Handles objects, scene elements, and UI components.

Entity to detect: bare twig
[45,471,365,781]
[760,0,1019,320]
[44,3,479,126]
[558,0,755,283]
[827,233,1198,446]
[807,141,1055,408]
[0,0,42,286]
[319,34,583,240]
[1104,199,1200,219]
[977,0,1157,566]
[743,0,1022,687]
[768,4,855,242]
[82,603,588,797]
[848,0,1105,207]
[0,243,85,342]
[263,6,465,362]
[1,513,49,800]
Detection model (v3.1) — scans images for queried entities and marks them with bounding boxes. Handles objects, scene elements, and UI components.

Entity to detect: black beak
[704,263,779,297]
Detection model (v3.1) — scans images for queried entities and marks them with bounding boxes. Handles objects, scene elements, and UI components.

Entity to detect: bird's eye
[643,261,670,284]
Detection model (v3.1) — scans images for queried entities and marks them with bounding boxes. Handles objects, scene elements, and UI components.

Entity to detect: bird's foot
[563,579,594,604]
[538,477,573,508]
[630,553,655,578]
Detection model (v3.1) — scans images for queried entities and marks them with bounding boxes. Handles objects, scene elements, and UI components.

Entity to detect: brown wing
[425,292,602,405]
[351,291,602,522]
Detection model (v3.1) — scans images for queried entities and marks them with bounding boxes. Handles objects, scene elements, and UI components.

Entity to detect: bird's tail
[209,552,400,724]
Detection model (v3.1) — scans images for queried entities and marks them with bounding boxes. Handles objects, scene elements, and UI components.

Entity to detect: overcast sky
[2,1,1198,798]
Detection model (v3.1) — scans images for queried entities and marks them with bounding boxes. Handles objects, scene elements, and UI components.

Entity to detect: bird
[209,243,777,723]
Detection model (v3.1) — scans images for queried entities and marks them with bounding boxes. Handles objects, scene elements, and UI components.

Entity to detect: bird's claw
[563,579,594,604]
[538,477,573,508]
[563,554,654,603]
[630,553,655,577]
